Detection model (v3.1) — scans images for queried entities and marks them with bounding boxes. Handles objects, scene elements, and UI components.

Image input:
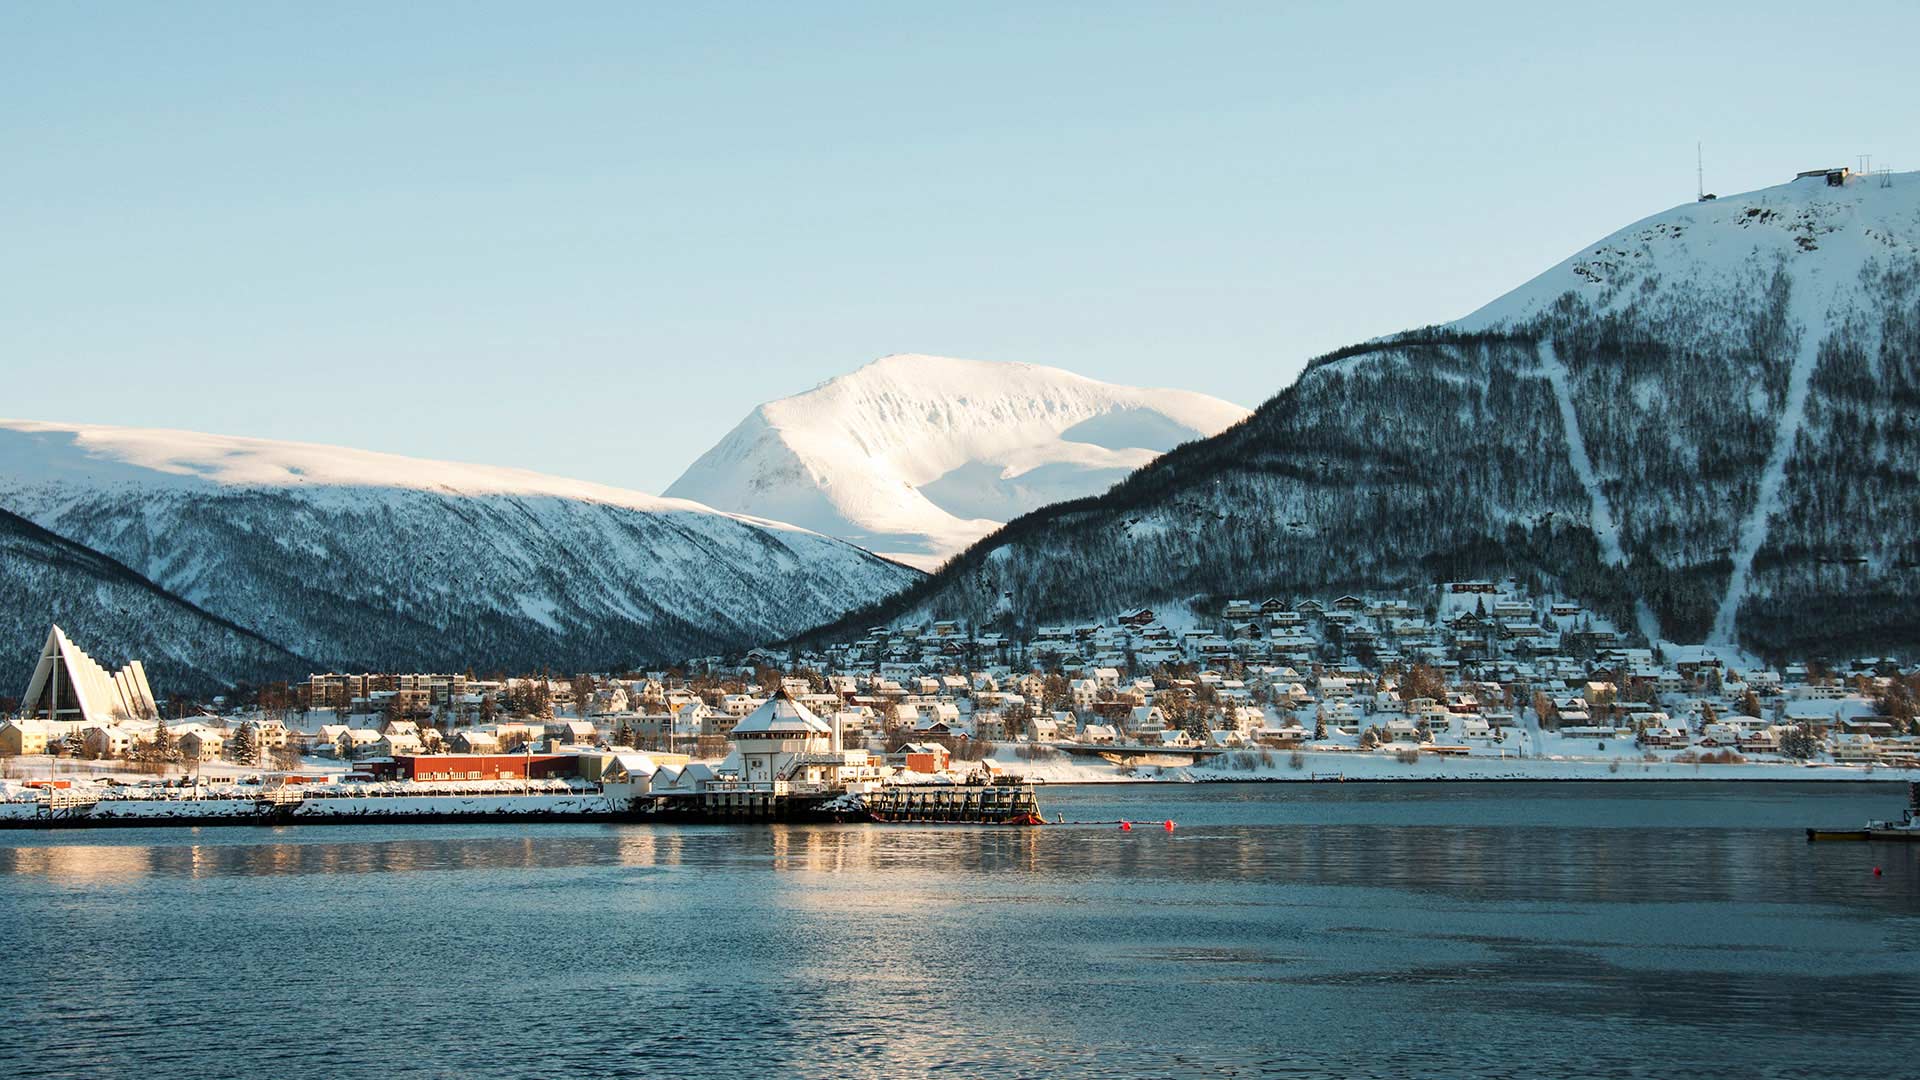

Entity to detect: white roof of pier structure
[731,691,833,738]
[20,625,159,726]
[602,753,659,783]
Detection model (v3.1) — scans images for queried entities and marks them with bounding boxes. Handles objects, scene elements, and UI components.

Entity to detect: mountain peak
[666,355,1250,569]
[1458,169,1920,331]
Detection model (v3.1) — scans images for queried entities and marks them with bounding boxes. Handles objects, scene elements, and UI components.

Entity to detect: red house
[365,754,578,782]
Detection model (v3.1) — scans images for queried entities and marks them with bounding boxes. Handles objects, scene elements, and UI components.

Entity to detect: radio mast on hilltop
[1696,143,1715,201]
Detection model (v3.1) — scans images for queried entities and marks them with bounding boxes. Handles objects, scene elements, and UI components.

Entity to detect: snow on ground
[0,790,615,822]
[1455,171,1919,332]
[986,746,1920,785]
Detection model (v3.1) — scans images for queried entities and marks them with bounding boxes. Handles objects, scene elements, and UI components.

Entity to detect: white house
[1115,705,1161,734]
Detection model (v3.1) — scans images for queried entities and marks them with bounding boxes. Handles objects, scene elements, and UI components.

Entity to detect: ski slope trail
[1709,306,1825,645]
[1536,338,1663,645]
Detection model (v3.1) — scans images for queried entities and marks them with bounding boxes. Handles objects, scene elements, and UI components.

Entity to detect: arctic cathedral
[18,624,159,726]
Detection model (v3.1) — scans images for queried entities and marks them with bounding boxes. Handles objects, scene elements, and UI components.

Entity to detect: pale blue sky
[5,2,1914,493]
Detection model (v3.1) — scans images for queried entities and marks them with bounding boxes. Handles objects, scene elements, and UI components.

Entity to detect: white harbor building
[711,691,881,794]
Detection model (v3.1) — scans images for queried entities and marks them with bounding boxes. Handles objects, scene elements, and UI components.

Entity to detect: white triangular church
[19,625,159,726]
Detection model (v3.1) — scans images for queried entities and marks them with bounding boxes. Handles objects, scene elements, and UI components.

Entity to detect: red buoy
[1119,820,1132,831]
[1874,866,1883,877]
[1163,820,1176,831]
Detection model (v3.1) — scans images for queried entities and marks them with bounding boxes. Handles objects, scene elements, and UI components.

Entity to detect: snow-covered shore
[3,750,1911,831]
[991,747,1920,785]
[0,782,619,826]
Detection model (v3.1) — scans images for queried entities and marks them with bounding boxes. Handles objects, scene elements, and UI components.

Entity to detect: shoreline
[4,772,1914,832]
[996,747,1920,786]
[1036,773,1920,785]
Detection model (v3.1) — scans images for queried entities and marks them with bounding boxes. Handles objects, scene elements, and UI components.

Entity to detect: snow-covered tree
[230,722,257,766]
[152,717,180,763]
[1778,725,1819,761]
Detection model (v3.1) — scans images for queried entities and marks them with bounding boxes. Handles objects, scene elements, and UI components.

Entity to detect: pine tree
[152,717,179,763]
[1778,724,1819,761]
[231,722,258,766]
[62,728,85,758]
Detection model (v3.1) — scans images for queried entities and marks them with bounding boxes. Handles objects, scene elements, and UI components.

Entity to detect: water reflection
[2,843,153,883]
[2,815,1915,914]
[2,785,1916,1080]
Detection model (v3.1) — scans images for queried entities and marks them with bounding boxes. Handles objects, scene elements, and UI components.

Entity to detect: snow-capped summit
[665,354,1252,568]
[0,418,767,518]
[1457,165,1920,334]
[1457,168,1920,644]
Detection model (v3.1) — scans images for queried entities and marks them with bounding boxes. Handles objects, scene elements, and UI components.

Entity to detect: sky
[5,1,1916,494]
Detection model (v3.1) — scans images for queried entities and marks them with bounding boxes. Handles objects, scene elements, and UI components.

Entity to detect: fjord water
[2,783,1915,1079]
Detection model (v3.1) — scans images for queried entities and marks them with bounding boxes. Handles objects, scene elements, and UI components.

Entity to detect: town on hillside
[5,580,1919,808]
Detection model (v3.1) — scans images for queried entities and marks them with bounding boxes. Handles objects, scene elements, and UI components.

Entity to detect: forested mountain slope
[0,507,309,696]
[805,172,1920,659]
[0,422,920,692]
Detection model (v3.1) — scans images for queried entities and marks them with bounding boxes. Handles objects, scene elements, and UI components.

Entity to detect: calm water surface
[2,782,1916,1079]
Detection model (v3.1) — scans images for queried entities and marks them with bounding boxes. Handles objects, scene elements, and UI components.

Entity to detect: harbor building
[713,690,879,794]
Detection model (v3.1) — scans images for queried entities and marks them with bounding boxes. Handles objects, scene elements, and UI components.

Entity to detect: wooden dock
[863,781,1043,825]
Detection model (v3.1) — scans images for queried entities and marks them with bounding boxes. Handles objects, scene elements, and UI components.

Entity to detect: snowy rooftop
[731,691,833,737]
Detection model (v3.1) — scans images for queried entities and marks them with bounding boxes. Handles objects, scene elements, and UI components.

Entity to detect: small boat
[1807,782,1920,842]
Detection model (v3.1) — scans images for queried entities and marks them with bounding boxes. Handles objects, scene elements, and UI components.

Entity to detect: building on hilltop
[1793,167,1850,187]
[19,625,158,727]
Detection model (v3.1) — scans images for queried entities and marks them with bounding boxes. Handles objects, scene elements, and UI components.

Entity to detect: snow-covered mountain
[803,170,1920,660]
[664,354,1252,569]
[0,421,919,692]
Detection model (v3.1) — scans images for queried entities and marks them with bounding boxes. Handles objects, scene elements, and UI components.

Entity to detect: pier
[863,780,1043,825]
